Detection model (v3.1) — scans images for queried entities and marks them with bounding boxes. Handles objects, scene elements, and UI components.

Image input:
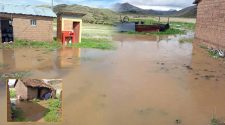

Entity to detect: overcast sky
[0,0,194,10]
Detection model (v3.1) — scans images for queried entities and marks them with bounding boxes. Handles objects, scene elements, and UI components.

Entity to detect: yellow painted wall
[61,17,82,43]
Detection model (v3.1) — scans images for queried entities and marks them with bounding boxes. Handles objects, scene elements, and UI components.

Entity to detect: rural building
[57,12,85,44]
[194,0,225,49]
[14,79,56,100]
[0,4,56,43]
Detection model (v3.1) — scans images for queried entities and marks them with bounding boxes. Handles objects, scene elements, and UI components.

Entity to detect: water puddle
[0,32,225,125]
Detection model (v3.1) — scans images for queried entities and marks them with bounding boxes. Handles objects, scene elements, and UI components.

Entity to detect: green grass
[0,39,62,50]
[152,28,185,35]
[170,22,195,30]
[10,89,16,98]
[208,50,220,59]
[44,99,61,122]
[74,38,115,50]
[179,38,194,43]
[211,118,219,125]
[11,108,29,122]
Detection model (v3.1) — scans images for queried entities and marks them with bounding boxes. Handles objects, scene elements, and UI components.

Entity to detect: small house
[0,4,56,43]
[14,79,56,100]
[194,0,225,49]
[57,12,85,44]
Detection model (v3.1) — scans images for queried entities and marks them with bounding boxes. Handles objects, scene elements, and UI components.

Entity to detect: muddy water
[1,33,225,125]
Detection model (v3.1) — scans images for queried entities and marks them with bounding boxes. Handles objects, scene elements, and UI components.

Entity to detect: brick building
[0,4,56,43]
[194,0,225,49]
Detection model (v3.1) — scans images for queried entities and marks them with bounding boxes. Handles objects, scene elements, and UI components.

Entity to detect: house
[194,0,225,49]
[0,4,56,43]
[14,79,56,100]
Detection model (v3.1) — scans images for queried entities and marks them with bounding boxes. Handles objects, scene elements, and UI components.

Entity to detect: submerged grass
[0,38,115,50]
[68,38,115,50]
[179,38,194,43]
[151,28,185,35]
[126,28,185,36]
[44,99,61,122]
[11,107,29,122]
[0,39,62,51]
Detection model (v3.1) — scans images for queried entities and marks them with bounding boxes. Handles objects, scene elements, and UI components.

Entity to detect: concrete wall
[0,14,54,42]
[15,80,28,100]
[195,0,225,49]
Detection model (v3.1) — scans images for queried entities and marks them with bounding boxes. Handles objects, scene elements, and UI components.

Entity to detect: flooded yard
[1,32,225,125]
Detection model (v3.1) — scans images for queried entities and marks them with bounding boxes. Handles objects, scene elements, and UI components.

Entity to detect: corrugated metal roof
[0,4,56,17]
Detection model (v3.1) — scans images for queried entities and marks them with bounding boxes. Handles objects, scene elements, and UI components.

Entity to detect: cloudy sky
[0,0,194,10]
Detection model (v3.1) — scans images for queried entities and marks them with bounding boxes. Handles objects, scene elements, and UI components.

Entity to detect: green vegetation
[0,39,61,51]
[211,118,220,125]
[170,22,195,30]
[208,50,220,59]
[77,38,115,50]
[11,108,29,122]
[54,4,119,25]
[152,28,185,35]
[179,38,194,43]
[82,23,116,39]
[10,89,16,98]
[44,99,61,122]
[0,37,115,50]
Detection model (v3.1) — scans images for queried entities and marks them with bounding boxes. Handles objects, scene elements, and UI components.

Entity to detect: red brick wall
[0,14,54,42]
[195,0,225,49]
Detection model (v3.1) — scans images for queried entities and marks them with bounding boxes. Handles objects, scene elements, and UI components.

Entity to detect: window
[30,19,37,26]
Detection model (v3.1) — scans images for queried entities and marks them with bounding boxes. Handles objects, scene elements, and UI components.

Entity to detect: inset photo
[7,79,62,122]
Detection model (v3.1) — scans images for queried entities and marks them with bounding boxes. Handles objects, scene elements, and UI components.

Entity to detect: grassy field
[82,23,116,39]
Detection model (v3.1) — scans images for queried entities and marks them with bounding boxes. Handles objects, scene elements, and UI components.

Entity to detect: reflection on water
[0,33,225,125]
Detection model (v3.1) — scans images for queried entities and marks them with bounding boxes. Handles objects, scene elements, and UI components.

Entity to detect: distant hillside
[172,6,197,18]
[53,4,120,25]
[114,3,197,18]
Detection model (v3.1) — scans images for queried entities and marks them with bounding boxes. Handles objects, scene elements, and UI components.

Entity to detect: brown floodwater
[1,32,225,125]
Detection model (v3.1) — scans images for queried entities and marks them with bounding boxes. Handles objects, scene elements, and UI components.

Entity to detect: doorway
[0,19,14,43]
[73,22,80,43]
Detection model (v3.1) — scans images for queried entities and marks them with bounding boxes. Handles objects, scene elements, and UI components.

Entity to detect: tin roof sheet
[0,4,56,17]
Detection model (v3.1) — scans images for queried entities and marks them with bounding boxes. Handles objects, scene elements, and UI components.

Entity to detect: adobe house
[194,0,225,49]
[0,4,56,43]
[14,79,56,100]
[57,12,85,44]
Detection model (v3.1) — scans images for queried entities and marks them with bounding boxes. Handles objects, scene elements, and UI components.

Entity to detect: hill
[114,3,197,18]
[53,4,120,25]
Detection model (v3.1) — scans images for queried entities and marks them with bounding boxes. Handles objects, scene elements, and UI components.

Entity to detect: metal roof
[0,4,56,17]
